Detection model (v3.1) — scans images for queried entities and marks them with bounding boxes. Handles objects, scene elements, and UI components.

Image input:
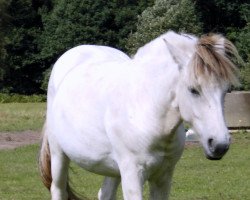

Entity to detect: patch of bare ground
[0,131,41,150]
[0,131,203,150]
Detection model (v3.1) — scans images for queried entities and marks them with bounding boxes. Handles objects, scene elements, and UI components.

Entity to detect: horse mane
[190,34,240,85]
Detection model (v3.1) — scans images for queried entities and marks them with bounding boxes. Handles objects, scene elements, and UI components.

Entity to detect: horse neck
[133,31,197,61]
[131,31,197,97]
[130,48,181,125]
[132,39,180,93]
[127,58,183,135]
[130,32,198,131]
[133,35,170,64]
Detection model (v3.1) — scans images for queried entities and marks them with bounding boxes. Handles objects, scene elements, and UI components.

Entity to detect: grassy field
[0,103,249,199]
[0,134,249,199]
[0,103,46,132]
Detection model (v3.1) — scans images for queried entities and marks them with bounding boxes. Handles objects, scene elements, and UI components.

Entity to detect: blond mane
[190,34,240,86]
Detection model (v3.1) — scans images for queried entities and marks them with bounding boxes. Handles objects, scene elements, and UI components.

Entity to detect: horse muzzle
[205,138,230,160]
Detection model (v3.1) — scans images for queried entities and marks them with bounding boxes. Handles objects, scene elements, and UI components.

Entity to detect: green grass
[0,132,249,199]
[0,103,46,132]
[171,132,250,199]
[0,145,49,199]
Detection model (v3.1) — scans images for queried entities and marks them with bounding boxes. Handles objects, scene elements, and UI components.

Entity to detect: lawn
[0,103,46,132]
[0,132,249,199]
[0,103,249,199]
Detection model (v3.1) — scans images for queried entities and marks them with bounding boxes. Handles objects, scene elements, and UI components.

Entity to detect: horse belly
[53,125,120,176]
[69,148,120,177]
[50,92,120,176]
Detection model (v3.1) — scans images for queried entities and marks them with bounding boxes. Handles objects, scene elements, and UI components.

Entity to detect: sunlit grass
[0,103,249,199]
[171,132,250,199]
[0,132,249,199]
[0,103,46,132]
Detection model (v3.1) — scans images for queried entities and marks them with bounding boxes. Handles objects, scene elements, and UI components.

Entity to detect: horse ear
[163,39,186,68]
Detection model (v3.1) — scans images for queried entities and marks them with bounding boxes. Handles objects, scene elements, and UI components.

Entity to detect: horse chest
[148,135,182,165]
[141,123,185,173]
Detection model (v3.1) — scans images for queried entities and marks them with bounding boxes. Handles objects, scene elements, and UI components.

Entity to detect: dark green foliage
[194,0,250,90]
[40,67,52,92]
[0,0,249,95]
[0,0,153,94]
[0,0,10,82]
[127,0,250,89]
[0,93,46,103]
[239,61,250,91]
[194,0,249,61]
[2,0,44,94]
[194,0,249,33]
[233,22,250,61]
[126,0,203,54]
[38,0,153,92]
[237,23,250,90]
[38,0,153,62]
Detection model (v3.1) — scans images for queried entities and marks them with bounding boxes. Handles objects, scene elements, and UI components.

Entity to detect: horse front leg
[149,167,175,200]
[98,176,120,200]
[118,158,144,200]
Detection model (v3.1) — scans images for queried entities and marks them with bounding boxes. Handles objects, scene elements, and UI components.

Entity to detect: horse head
[166,34,240,160]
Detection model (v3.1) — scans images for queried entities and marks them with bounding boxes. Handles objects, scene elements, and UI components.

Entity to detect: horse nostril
[206,138,230,160]
[208,138,214,150]
[214,143,229,156]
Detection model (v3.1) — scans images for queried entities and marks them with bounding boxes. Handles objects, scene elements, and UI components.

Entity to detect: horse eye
[189,87,200,96]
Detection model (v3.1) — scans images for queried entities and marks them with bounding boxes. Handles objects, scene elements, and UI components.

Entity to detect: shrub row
[0,93,46,103]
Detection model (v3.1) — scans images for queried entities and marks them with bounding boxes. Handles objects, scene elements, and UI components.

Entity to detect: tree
[112,0,154,50]
[194,0,249,34]
[1,0,153,94]
[126,0,203,54]
[194,0,250,90]
[39,0,153,92]
[127,0,250,90]
[237,22,250,90]
[0,0,9,83]
[2,0,43,94]
[38,0,153,62]
[1,0,248,93]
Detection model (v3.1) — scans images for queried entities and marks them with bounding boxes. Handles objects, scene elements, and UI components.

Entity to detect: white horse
[39,31,240,200]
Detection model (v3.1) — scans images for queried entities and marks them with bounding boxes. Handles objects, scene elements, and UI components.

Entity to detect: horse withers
[39,31,240,200]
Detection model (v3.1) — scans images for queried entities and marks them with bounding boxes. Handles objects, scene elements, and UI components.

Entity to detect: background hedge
[0,0,249,94]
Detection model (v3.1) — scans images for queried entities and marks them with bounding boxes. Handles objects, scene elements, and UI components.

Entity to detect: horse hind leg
[50,140,83,200]
[50,146,70,200]
[39,126,80,200]
[98,177,120,200]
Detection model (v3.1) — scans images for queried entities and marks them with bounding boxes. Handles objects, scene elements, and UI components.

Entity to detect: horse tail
[38,122,83,200]
[38,122,52,190]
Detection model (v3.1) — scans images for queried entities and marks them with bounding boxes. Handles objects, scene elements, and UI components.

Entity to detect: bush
[239,57,250,90]
[126,0,202,54]
[0,93,46,103]
[233,23,250,90]
[41,67,52,93]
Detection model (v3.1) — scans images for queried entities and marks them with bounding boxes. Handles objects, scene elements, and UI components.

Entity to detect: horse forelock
[189,34,240,86]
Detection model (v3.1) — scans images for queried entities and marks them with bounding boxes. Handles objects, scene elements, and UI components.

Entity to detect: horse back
[49,45,130,94]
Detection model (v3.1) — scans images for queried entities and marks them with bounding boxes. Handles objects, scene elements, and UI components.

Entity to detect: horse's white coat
[45,31,231,200]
